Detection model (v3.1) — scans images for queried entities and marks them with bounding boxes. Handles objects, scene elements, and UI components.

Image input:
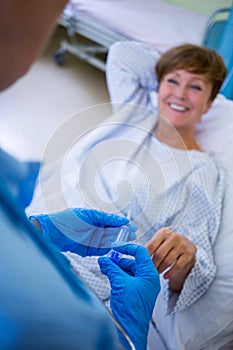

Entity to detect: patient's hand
[145,227,196,292]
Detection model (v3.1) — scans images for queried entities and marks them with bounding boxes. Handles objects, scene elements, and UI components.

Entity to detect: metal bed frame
[202,6,233,99]
[54,4,233,98]
[54,5,129,71]
[202,7,231,49]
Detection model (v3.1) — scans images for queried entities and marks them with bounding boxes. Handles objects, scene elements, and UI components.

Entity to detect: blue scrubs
[0,149,119,349]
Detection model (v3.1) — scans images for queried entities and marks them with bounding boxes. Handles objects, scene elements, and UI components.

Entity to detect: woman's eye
[190,85,202,91]
[167,78,178,85]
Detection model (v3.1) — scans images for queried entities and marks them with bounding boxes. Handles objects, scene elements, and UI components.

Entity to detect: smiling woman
[99,38,226,313]
[156,70,212,150]
[155,43,227,101]
[155,44,226,150]
[48,39,226,315]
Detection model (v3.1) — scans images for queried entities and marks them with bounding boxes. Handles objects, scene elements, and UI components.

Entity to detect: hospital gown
[28,41,226,315]
[104,41,226,313]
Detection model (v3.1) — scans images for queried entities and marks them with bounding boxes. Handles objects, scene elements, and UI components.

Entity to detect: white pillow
[196,94,233,176]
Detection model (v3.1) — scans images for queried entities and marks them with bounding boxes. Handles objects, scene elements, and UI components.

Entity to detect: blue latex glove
[98,244,161,350]
[30,208,137,256]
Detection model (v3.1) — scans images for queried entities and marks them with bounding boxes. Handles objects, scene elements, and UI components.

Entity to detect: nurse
[0,2,160,350]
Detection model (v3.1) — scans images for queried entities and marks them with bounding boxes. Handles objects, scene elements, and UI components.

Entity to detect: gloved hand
[30,208,137,256]
[98,244,161,350]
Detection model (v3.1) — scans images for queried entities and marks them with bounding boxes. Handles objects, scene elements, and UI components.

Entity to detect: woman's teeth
[170,103,187,111]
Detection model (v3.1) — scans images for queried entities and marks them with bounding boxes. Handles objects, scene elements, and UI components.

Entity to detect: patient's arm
[145,228,197,292]
[106,41,161,112]
[145,157,225,313]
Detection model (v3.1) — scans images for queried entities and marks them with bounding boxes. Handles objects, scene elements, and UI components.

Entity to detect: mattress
[67,0,208,52]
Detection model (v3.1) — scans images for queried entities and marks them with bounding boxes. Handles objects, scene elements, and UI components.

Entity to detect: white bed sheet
[69,0,208,52]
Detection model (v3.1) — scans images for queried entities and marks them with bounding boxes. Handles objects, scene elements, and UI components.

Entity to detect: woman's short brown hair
[155,44,227,101]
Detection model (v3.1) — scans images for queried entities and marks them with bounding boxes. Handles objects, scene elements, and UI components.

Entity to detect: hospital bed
[54,0,233,99]
[37,2,233,348]
[29,43,233,349]
[54,0,209,71]
[55,1,128,71]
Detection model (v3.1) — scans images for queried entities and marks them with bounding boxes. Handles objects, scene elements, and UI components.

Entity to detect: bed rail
[54,6,129,71]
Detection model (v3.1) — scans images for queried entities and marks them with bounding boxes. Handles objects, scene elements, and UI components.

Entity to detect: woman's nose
[175,85,188,99]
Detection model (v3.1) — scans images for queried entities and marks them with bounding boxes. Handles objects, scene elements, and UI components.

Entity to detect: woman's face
[157,69,213,129]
